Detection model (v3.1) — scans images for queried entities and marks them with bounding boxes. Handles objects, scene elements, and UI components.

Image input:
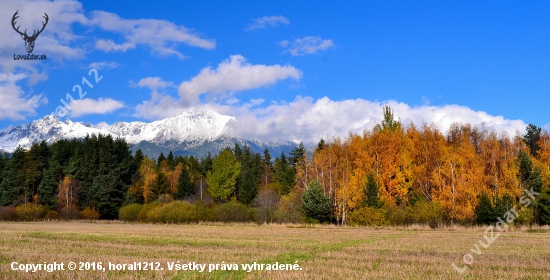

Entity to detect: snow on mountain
[0,110,295,157]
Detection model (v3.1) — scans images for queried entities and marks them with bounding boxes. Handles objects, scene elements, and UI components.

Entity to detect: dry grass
[0,221,549,279]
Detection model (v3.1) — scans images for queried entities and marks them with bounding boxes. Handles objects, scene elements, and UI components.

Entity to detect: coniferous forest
[1,106,550,227]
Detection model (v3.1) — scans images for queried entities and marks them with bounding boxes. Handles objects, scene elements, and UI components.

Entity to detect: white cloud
[87,61,120,70]
[89,11,215,58]
[279,36,335,56]
[95,39,136,52]
[132,55,302,119]
[178,55,302,107]
[67,97,124,118]
[246,15,290,30]
[0,73,46,120]
[135,77,174,90]
[220,97,526,143]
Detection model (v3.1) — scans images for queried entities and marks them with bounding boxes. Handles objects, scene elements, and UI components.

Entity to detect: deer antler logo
[11,10,49,54]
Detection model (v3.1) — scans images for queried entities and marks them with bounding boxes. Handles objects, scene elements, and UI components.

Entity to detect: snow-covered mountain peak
[0,109,237,152]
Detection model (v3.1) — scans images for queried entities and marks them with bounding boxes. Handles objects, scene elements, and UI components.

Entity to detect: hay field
[0,222,549,279]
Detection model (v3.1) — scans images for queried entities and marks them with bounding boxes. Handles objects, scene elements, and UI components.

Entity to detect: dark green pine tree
[527,168,543,196]
[97,136,136,218]
[317,139,326,152]
[167,151,175,169]
[25,141,50,203]
[273,152,295,195]
[176,165,194,199]
[289,142,306,167]
[528,168,544,224]
[233,143,243,161]
[200,152,213,177]
[262,148,272,168]
[134,149,144,167]
[238,146,262,205]
[523,124,541,157]
[151,169,170,201]
[363,173,383,208]
[0,146,27,206]
[261,148,272,187]
[516,149,533,186]
[474,192,495,225]
[538,188,550,225]
[65,134,136,218]
[494,194,514,218]
[38,139,74,209]
[157,152,166,167]
[0,153,6,187]
[301,179,333,223]
[91,173,120,219]
[69,135,99,209]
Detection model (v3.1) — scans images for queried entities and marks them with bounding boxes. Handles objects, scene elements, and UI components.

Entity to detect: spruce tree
[0,146,26,206]
[25,141,50,203]
[474,192,495,225]
[317,139,326,151]
[261,148,272,187]
[200,152,213,177]
[238,148,262,205]
[364,173,383,208]
[151,170,170,201]
[157,152,166,167]
[538,188,550,225]
[301,179,332,223]
[0,153,6,187]
[289,142,306,167]
[134,149,144,167]
[517,149,533,185]
[494,194,514,218]
[177,166,194,199]
[167,151,175,169]
[38,140,73,208]
[273,152,295,195]
[523,124,541,157]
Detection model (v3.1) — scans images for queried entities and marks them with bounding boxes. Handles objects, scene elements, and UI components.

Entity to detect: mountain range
[0,111,298,158]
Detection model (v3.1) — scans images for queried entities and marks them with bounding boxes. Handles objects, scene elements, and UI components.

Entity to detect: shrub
[253,189,280,224]
[119,204,143,222]
[45,210,60,220]
[214,201,254,222]
[162,201,193,223]
[0,206,16,221]
[137,202,158,222]
[60,205,79,220]
[157,194,174,204]
[189,202,214,222]
[15,204,48,221]
[384,203,407,226]
[273,193,304,223]
[79,207,100,220]
[406,201,444,228]
[515,207,535,226]
[348,207,389,226]
[145,204,165,223]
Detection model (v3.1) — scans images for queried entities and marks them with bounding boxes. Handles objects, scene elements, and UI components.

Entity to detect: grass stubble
[0,221,548,279]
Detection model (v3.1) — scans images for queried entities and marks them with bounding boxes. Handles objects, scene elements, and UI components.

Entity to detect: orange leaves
[301,118,531,224]
[139,157,157,203]
[57,176,77,210]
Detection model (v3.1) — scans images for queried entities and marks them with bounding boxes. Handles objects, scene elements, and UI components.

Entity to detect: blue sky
[1,0,549,142]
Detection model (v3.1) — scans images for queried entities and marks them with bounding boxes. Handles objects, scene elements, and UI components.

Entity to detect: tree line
[1,106,549,226]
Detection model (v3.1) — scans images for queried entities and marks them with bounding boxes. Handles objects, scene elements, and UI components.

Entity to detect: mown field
[0,222,549,279]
